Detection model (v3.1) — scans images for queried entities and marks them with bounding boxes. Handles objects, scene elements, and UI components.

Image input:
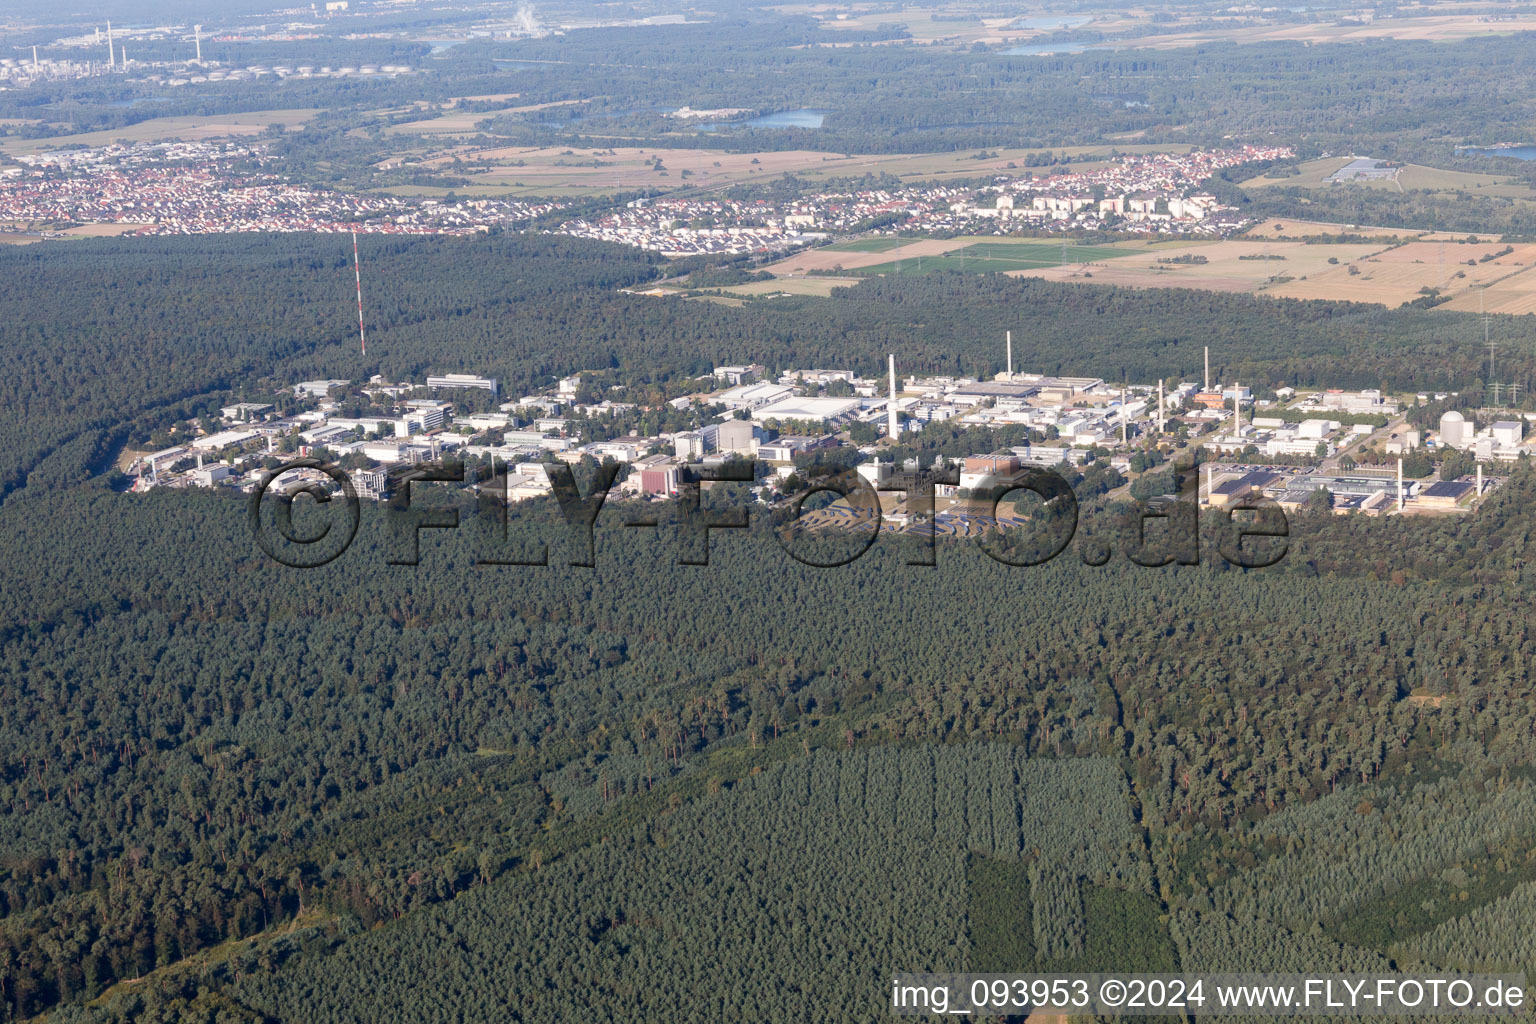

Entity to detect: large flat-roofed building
[750,395,863,425]
[1318,388,1399,415]
[1277,472,1403,508]
[192,428,261,451]
[714,364,765,386]
[1208,469,1281,507]
[673,429,710,459]
[502,430,572,451]
[395,407,445,437]
[959,452,1024,492]
[716,382,794,412]
[757,435,837,462]
[1419,479,1475,507]
[427,373,498,396]
[1014,445,1089,468]
[1492,420,1524,447]
[221,402,274,421]
[1191,391,1227,410]
[950,381,1041,404]
[294,379,350,398]
[638,462,681,497]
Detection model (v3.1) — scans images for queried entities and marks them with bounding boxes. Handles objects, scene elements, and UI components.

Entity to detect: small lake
[565,105,675,123]
[698,108,830,132]
[1458,145,1536,161]
[744,109,828,128]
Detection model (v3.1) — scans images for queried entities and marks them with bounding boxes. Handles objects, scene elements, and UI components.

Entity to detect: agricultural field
[0,223,149,244]
[1084,9,1536,49]
[850,239,1156,276]
[1242,218,1424,240]
[770,223,1536,310]
[0,110,319,156]
[1001,238,1360,294]
[797,4,1536,50]
[382,99,588,136]
[767,236,979,274]
[799,5,1109,46]
[769,236,1160,276]
[421,145,863,192]
[1266,240,1536,308]
[999,235,1536,310]
[401,142,1189,196]
[1008,237,1373,292]
[821,237,911,253]
[717,276,862,298]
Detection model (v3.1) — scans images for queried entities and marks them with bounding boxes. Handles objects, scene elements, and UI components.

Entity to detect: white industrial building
[750,395,864,426]
[192,428,261,451]
[716,382,794,412]
[1492,420,1524,447]
[294,379,350,398]
[427,373,498,395]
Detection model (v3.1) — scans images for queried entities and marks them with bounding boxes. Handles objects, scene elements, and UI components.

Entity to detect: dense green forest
[4,233,1536,1018]
[459,24,1536,161]
[0,232,1528,508]
[7,449,1536,1019]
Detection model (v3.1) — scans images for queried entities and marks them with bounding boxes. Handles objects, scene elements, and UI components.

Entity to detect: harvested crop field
[1008,239,1389,295]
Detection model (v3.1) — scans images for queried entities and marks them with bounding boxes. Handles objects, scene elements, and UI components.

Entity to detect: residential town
[0,141,562,235]
[554,145,1292,256]
[0,142,1286,251]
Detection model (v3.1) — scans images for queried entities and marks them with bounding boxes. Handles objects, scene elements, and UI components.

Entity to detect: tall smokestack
[32,45,39,70]
[1204,346,1210,392]
[1005,330,1013,380]
[1397,457,1404,511]
[887,354,898,439]
[1477,462,1484,496]
[1158,380,1165,433]
[1232,382,1241,436]
[1120,385,1127,444]
[195,25,203,63]
[106,21,115,69]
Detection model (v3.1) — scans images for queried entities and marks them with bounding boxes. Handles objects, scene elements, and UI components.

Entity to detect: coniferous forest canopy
[12,0,1536,1019]
[0,230,1534,1019]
